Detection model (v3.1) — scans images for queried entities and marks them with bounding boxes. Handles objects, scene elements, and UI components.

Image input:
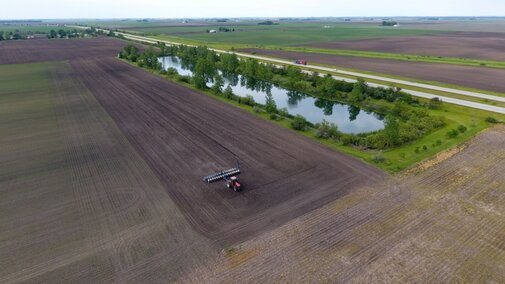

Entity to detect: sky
[1,0,504,19]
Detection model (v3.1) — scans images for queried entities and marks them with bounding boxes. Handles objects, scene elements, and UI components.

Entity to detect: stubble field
[305,32,505,61]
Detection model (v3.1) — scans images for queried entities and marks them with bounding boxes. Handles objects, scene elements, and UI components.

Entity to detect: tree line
[0,28,101,41]
[120,43,447,150]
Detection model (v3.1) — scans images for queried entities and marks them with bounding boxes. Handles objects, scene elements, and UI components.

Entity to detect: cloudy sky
[1,0,504,19]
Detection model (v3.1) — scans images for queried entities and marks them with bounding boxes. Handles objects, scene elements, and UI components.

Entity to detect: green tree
[138,48,161,70]
[119,45,140,62]
[383,115,400,147]
[211,74,224,94]
[193,58,217,89]
[349,79,367,102]
[241,59,259,77]
[315,120,340,139]
[0,32,4,41]
[223,86,234,99]
[219,53,239,73]
[193,73,206,89]
[316,75,338,97]
[291,115,308,131]
[57,29,67,38]
[264,92,277,114]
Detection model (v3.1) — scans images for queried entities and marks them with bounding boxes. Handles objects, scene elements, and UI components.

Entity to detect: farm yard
[1,29,504,283]
[240,48,505,93]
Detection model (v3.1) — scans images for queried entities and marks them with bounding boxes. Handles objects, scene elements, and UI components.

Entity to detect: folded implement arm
[203,167,240,183]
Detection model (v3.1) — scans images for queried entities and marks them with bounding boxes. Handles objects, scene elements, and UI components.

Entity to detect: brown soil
[72,56,385,244]
[1,37,385,282]
[306,32,505,61]
[240,48,505,93]
[188,126,505,283]
[0,37,143,64]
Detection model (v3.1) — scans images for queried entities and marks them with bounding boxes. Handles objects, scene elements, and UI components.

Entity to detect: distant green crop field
[89,20,445,46]
[178,25,443,45]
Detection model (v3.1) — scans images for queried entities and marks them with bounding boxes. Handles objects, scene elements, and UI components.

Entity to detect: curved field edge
[119,58,505,173]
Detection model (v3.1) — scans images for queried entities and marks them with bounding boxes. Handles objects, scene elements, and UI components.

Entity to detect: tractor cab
[226,176,242,192]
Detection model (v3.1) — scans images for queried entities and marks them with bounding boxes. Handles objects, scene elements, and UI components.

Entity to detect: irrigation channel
[159,56,384,134]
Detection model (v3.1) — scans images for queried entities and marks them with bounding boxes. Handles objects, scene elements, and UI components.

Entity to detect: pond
[159,56,384,134]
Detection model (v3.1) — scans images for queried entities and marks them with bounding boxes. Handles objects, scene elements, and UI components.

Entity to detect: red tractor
[225,176,242,192]
[203,161,243,192]
[294,59,307,65]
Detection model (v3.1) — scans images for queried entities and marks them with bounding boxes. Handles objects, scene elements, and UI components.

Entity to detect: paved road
[67,26,505,115]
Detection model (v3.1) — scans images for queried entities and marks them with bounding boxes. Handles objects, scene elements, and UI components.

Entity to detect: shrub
[265,93,277,114]
[223,86,234,100]
[428,97,443,109]
[269,113,280,120]
[422,145,428,151]
[340,134,353,145]
[278,107,289,117]
[291,115,307,131]
[239,95,255,106]
[315,120,340,139]
[446,129,459,138]
[177,75,191,83]
[457,125,467,133]
[166,67,178,76]
[485,116,499,123]
[372,153,386,163]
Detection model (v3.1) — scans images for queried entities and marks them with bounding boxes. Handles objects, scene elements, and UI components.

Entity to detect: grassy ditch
[278,46,505,70]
